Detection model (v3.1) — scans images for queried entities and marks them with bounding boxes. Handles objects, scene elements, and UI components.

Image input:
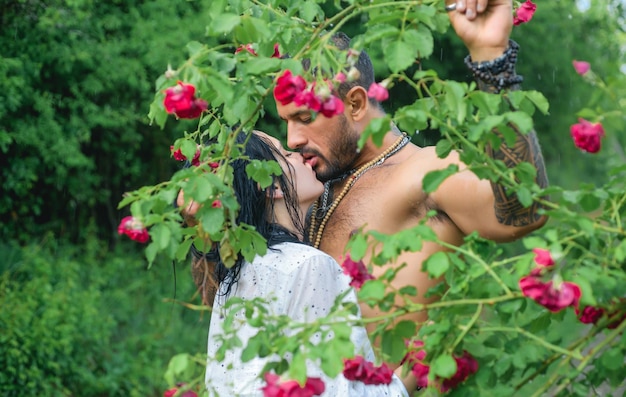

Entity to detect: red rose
[440,352,479,392]
[405,344,479,392]
[117,216,150,243]
[570,118,605,153]
[342,356,393,386]
[532,248,555,267]
[273,70,307,105]
[572,60,591,76]
[367,82,389,102]
[170,145,201,166]
[576,305,605,324]
[261,372,325,397]
[211,200,222,208]
[513,0,537,26]
[163,81,208,119]
[519,276,581,312]
[340,254,374,289]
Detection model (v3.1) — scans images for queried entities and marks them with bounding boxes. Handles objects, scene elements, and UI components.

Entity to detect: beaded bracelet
[464,40,524,93]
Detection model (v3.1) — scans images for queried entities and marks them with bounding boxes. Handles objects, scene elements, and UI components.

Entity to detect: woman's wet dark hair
[204,131,307,299]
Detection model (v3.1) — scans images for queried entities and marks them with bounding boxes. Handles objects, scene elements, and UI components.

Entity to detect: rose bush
[117,1,626,395]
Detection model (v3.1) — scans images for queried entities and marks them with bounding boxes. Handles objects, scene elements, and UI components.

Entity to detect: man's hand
[177,190,200,227]
[446,0,513,61]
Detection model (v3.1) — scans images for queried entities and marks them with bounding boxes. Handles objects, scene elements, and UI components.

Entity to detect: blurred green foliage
[0,234,209,396]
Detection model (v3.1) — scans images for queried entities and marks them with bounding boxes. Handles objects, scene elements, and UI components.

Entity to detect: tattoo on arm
[486,124,549,226]
[469,41,549,227]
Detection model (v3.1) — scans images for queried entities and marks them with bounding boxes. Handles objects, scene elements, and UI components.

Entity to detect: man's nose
[286,122,307,150]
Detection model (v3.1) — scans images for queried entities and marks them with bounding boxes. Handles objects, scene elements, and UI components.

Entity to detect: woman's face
[255,131,324,206]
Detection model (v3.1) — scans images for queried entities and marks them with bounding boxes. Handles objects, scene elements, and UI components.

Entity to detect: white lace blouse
[204,242,409,397]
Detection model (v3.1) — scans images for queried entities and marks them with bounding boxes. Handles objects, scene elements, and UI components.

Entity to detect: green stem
[549,318,626,395]
[480,326,583,360]
[451,303,483,350]
[437,240,513,295]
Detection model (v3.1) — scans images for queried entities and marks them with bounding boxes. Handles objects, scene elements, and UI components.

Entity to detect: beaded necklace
[308,134,410,248]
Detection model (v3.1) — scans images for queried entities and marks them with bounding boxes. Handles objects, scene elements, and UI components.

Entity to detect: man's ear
[345,86,369,122]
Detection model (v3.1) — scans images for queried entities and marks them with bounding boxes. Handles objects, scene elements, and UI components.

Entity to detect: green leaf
[423,252,449,278]
[506,111,534,134]
[571,275,597,306]
[445,81,467,124]
[246,159,282,188]
[431,353,457,378]
[515,186,533,208]
[167,353,189,377]
[145,241,158,266]
[525,90,550,115]
[289,352,308,383]
[209,13,241,34]
[358,115,392,149]
[614,239,626,263]
[357,279,385,302]
[470,91,501,115]
[404,27,434,58]
[198,207,225,235]
[383,40,415,73]
[382,329,409,363]
[175,238,194,261]
[150,223,171,250]
[300,1,321,23]
[422,164,458,193]
[600,348,622,371]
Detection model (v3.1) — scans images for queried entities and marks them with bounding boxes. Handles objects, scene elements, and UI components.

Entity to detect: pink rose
[513,0,537,26]
[340,254,374,289]
[532,248,555,267]
[273,70,307,105]
[405,344,479,392]
[163,81,208,119]
[519,276,581,312]
[570,118,605,153]
[572,60,591,76]
[211,200,222,208]
[318,95,345,118]
[261,372,325,397]
[117,216,149,243]
[367,82,389,102]
[334,72,346,83]
[342,356,393,385]
[294,89,322,112]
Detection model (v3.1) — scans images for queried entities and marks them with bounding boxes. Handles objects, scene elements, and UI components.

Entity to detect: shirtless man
[274,0,548,363]
[182,0,547,392]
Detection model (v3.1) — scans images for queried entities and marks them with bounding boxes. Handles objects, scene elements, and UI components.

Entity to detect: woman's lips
[303,155,317,169]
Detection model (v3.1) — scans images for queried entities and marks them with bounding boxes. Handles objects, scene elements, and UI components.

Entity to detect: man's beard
[315,115,360,183]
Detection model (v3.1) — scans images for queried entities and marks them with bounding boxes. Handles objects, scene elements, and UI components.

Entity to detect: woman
[190,131,408,396]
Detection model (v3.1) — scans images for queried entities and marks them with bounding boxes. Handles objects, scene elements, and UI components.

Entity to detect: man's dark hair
[301,32,382,108]
[330,32,377,102]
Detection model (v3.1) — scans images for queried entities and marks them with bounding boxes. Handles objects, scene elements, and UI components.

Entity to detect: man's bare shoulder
[399,144,463,175]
